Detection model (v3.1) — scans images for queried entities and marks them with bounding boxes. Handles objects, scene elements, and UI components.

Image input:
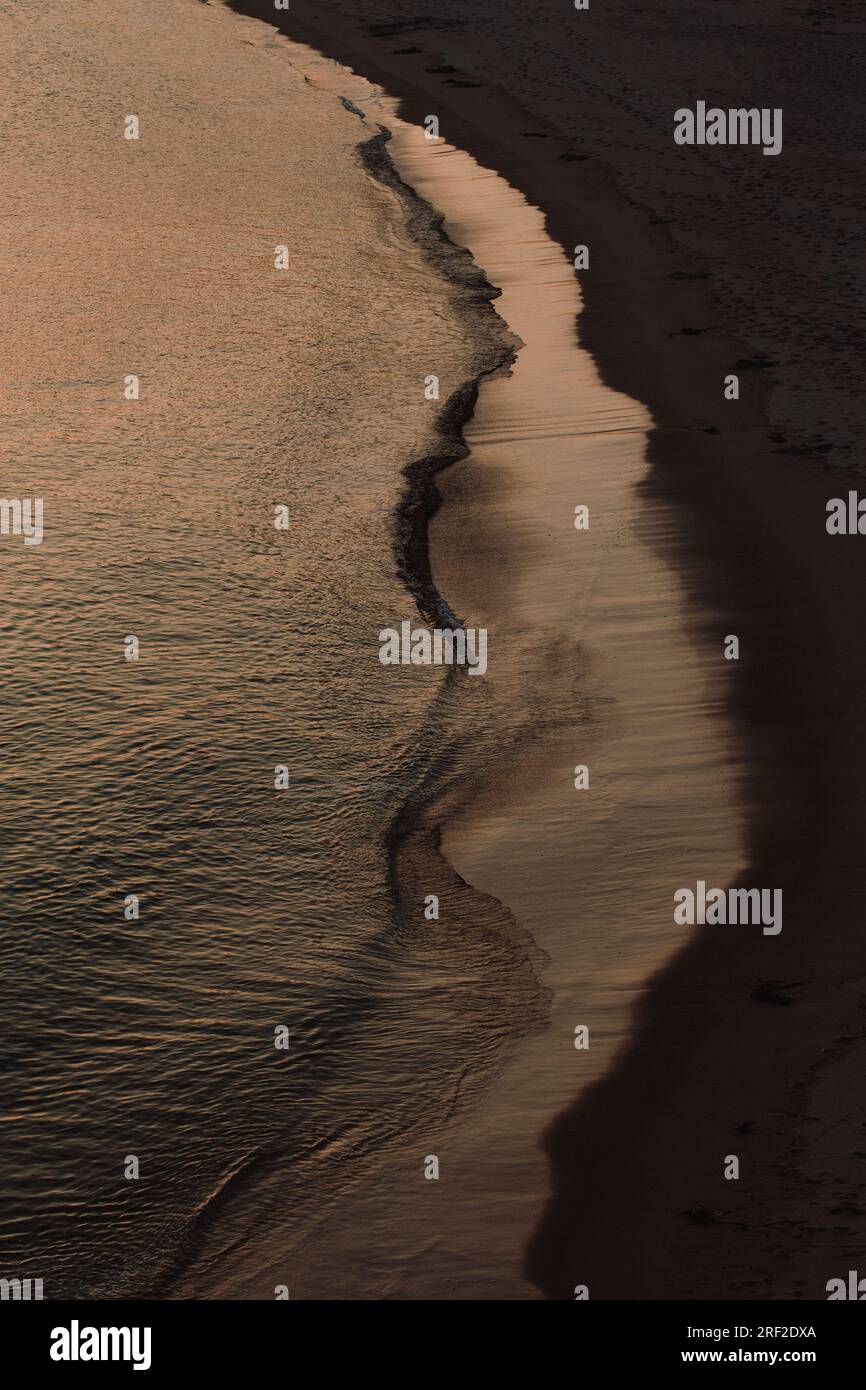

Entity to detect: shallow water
[0,0,526,1297]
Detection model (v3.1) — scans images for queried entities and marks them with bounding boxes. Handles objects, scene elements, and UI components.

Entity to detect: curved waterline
[208,20,744,1298]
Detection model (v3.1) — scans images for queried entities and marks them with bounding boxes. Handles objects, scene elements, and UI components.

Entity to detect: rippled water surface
[0,0,520,1296]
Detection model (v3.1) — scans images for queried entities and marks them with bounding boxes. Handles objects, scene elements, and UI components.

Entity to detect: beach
[3,0,865,1304]
[226,0,866,1299]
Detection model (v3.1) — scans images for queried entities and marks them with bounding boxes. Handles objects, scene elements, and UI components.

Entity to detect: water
[0,0,534,1297]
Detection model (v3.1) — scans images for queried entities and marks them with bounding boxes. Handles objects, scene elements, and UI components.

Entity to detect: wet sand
[227,1,866,1298]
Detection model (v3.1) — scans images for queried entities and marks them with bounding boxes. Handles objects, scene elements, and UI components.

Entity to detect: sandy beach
[4,0,865,1311]
[227,0,866,1299]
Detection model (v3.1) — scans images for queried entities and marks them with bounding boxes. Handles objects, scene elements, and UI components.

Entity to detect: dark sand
[230,0,866,1298]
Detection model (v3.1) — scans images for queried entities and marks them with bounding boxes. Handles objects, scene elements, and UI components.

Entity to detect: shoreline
[226,1,866,1299]
[358,127,518,629]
